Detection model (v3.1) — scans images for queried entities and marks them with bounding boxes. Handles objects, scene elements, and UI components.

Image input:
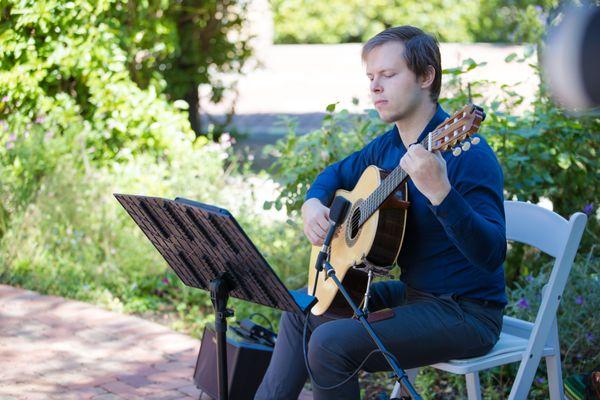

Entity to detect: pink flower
[162,277,170,285]
[1,96,8,102]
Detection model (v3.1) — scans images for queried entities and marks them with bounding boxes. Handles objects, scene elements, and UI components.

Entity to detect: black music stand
[115,194,316,400]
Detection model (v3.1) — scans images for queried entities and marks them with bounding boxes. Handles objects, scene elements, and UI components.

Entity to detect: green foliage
[0,126,307,336]
[0,0,197,165]
[264,103,387,212]
[465,0,558,43]
[105,0,253,135]
[271,0,479,44]
[271,0,561,44]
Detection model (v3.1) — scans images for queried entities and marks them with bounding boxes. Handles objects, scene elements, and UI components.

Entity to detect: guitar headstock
[430,104,486,156]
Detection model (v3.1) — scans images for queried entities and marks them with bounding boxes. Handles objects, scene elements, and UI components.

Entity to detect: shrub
[271,0,556,44]
[0,126,308,335]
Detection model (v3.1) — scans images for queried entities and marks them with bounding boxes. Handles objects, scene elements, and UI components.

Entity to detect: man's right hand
[301,198,330,246]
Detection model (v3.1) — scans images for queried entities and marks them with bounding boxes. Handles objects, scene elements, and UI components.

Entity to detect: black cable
[248,312,274,333]
[301,311,406,392]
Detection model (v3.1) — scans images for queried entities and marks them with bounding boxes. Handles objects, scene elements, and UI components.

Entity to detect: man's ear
[420,65,435,90]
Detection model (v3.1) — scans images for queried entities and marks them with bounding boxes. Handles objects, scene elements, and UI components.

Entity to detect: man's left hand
[399,144,451,206]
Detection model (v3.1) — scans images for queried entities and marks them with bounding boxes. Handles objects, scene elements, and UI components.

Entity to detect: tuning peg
[452,147,462,157]
[471,136,480,145]
[461,141,471,151]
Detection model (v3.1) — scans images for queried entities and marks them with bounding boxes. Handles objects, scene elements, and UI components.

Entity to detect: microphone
[315,196,351,272]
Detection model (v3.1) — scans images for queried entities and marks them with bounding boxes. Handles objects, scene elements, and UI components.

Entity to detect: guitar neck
[357,133,431,227]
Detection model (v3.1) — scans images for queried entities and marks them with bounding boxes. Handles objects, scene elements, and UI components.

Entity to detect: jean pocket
[437,295,466,327]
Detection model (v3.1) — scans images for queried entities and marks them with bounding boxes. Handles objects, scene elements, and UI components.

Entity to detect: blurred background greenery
[0,1,598,399]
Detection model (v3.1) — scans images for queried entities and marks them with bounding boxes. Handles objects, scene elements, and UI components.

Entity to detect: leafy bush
[264,104,387,212]
[0,1,196,162]
[271,0,557,44]
[0,128,308,336]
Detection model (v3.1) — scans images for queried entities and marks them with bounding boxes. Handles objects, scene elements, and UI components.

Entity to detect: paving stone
[116,373,154,388]
[176,385,202,397]
[154,361,196,372]
[101,380,142,395]
[145,370,191,383]
[143,391,186,400]
[91,394,122,400]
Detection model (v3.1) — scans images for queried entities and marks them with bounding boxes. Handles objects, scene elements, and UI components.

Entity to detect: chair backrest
[503,200,587,399]
[505,201,576,258]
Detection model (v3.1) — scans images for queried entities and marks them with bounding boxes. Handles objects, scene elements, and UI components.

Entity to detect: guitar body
[308,165,409,316]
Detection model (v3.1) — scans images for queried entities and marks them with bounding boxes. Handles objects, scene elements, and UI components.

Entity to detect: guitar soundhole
[349,207,361,239]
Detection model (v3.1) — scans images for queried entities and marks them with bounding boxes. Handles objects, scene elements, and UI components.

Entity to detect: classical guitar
[307,104,486,316]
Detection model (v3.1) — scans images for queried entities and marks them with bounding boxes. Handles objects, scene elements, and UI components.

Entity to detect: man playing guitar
[255,26,507,400]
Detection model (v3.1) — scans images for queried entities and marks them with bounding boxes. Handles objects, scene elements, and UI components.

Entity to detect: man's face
[365,41,427,123]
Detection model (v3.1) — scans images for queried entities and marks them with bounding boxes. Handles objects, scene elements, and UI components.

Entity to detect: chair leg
[390,368,419,398]
[546,318,565,400]
[406,368,419,385]
[465,372,482,400]
[546,355,564,400]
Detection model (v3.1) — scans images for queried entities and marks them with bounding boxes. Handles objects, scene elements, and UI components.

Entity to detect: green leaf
[505,53,518,63]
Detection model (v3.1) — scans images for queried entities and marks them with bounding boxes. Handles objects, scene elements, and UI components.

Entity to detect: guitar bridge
[352,258,392,277]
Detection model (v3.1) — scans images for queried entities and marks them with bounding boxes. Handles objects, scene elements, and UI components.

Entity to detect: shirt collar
[391,103,450,149]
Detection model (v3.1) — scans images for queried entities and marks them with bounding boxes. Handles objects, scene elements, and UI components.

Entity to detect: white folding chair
[391,200,587,400]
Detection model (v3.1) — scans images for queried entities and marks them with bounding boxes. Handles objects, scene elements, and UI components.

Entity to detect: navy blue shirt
[305,104,507,306]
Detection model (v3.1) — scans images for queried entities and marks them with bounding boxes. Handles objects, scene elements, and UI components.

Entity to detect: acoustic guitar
[307,104,486,316]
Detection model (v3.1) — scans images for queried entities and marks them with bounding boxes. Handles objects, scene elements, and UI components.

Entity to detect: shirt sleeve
[305,135,382,206]
[429,141,507,273]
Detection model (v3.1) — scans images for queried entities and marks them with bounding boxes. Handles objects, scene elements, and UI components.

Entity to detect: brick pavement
[0,285,312,400]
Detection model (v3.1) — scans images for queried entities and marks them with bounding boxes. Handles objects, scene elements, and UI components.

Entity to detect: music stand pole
[209,273,234,400]
[322,261,422,400]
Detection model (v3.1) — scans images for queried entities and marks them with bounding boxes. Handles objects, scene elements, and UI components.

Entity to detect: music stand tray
[115,194,316,400]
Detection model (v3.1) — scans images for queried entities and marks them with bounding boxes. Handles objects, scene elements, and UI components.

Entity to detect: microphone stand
[321,260,421,400]
[312,196,422,400]
[311,197,349,296]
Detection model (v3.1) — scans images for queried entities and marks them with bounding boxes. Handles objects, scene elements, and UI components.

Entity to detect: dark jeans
[254,281,503,400]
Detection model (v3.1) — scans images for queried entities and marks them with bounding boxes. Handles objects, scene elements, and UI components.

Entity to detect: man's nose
[370,78,382,93]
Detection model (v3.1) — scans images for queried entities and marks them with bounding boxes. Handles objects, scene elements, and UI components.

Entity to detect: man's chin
[379,111,404,124]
